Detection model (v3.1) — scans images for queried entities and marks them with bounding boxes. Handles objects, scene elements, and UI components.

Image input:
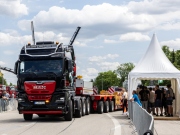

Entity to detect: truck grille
[28,95,52,100]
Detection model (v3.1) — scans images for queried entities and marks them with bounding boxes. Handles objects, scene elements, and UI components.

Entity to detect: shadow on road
[0,116,71,123]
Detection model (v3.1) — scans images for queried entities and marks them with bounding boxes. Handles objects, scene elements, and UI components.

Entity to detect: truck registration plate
[34,101,45,105]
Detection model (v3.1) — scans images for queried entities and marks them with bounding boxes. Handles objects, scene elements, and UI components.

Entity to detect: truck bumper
[20,110,63,115]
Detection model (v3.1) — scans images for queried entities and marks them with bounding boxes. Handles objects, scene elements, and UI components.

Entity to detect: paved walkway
[119,110,180,135]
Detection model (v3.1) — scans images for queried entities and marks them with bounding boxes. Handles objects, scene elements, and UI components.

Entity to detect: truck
[12,22,122,121]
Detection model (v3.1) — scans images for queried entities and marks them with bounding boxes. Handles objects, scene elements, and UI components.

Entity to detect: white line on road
[105,113,121,135]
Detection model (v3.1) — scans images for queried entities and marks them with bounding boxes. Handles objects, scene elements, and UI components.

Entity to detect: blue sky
[1,0,180,85]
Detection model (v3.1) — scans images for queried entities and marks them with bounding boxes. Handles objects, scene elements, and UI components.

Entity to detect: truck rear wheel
[81,99,86,116]
[97,101,104,114]
[75,100,82,118]
[85,97,90,115]
[109,101,114,112]
[65,100,73,121]
[104,101,109,113]
[23,114,33,121]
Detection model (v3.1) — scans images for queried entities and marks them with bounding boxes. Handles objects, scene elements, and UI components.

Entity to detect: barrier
[0,98,17,112]
[128,100,154,135]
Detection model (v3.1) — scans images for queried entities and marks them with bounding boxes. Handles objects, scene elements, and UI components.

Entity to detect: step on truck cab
[14,24,81,121]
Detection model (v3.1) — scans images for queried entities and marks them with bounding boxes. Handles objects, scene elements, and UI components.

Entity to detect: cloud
[89,54,119,62]
[160,38,180,50]
[128,0,180,14]
[104,39,118,44]
[97,62,120,71]
[18,3,156,36]
[120,32,151,41]
[106,54,119,59]
[0,61,6,66]
[89,56,106,62]
[0,32,31,46]
[0,0,28,17]
[81,68,99,81]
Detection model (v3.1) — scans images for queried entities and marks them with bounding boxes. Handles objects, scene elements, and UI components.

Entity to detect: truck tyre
[65,100,73,121]
[109,101,114,112]
[75,100,82,118]
[104,101,109,113]
[97,101,104,114]
[23,114,33,121]
[85,97,90,115]
[81,99,86,116]
[90,100,94,113]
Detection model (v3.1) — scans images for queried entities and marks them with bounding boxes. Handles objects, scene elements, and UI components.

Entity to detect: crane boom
[69,27,81,46]
[0,66,14,74]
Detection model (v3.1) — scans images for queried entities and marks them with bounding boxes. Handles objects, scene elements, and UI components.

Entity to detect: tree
[93,71,120,92]
[9,82,13,86]
[116,63,135,86]
[0,76,7,85]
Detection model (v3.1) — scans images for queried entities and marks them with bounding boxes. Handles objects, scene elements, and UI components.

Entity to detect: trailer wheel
[109,101,114,112]
[75,100,82,118]
[65,100,73,121]
[104,101,109,113]
[97,101,104,114]
[81,99,86,116]
[23,114,33,121]
[86,97,90,115]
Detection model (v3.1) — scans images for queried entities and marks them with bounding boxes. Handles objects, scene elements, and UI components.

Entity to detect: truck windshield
[19,59,63,74]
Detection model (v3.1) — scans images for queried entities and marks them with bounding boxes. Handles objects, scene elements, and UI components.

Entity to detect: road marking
[105,113,121,135]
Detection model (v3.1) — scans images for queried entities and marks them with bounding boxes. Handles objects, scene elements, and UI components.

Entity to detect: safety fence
[0,98,17,112]
[128,100,154,135]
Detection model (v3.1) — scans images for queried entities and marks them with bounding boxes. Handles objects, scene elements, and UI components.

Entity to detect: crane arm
[0,66,15,74]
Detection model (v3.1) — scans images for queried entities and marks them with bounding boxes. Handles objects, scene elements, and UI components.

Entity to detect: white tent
[128,34,180,116]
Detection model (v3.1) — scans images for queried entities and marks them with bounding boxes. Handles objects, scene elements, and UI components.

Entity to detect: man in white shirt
[122,89,128,114]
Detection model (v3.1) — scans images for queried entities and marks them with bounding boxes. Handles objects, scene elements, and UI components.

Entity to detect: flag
[108,87,115,94]
[93,86,98,95]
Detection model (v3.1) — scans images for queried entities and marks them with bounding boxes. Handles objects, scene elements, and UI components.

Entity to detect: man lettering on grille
[139,86,149,111]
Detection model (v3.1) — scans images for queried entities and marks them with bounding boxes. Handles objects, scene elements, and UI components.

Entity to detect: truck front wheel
[65,100,73,121]
[23,114,33,121]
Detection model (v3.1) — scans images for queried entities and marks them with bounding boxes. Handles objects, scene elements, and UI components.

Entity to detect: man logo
[33,85,46,89]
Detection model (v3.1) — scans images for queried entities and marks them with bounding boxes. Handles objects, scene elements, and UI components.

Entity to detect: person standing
[161,88,167,115]
[130,90,142,107]
[155,85,163,116]
[166,84,174,117]
[139,86,150,111]
[148,87,155,115]
[122,89,128,114]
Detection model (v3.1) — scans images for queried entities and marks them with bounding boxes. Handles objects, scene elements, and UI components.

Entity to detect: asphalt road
[0,110,134,135]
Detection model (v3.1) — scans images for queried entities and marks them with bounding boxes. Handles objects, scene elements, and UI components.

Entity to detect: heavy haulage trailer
[9,22,122,121]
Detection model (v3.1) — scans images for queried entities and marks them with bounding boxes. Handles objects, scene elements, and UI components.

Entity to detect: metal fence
[0,98,17,112]
[128,100,154,135]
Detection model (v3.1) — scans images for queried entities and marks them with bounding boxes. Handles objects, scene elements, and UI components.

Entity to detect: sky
[1,0,180,85]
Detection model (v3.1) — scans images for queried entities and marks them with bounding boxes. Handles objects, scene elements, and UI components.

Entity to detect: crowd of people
[131,84,175,117]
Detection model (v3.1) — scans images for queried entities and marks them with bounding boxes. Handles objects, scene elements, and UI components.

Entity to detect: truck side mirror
[14,60,19,75]
[68,60,72,72]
